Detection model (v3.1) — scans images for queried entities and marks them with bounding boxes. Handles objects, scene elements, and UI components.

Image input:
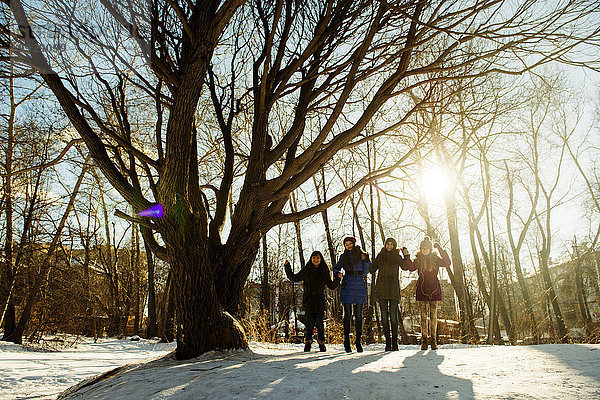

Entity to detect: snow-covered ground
[0,337,174,400]
[2,339,600,400]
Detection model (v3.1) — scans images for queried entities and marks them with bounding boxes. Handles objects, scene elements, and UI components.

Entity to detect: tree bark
[167,235,248,358]
[133,224,141,335]
[261,233,271,315]
[1,75,16,338]
[143,230,158,338]
[163,271,176,343]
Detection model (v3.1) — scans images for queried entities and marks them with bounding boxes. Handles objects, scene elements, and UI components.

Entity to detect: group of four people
[284,235,451,353]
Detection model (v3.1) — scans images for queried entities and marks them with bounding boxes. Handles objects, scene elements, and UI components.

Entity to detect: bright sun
[420,167,449,203]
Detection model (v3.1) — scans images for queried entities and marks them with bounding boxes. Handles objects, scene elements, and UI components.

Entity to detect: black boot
[344,316,352,352]
[344,338,352,353]
[421,335,428,351]
[391,336,399,351]
[318,340,326,352]
[304,340,312,352]
[344,308,352,353]
[356,341,363,353]
[430,337,438,350]
[355,319,363,353]
[384,336,391,351]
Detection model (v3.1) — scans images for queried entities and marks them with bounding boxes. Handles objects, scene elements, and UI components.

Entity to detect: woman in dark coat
[405,236,451,350]
[333,236,370,353]
[285,251,339,352]
[370,237,412,351]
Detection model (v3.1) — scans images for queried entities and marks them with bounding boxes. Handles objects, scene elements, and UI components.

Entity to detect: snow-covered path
[2,340,600,399]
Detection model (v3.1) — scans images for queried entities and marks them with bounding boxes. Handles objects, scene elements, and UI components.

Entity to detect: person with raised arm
[405,236,451,350]
[284,251,339,352]
[371,238,412,351]
[333,236,370,353]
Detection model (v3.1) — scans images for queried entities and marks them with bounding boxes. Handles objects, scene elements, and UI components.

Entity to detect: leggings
[343,303,363,342]
[379,299,399,340]
[419,300,439,337]
[304,311,325,342]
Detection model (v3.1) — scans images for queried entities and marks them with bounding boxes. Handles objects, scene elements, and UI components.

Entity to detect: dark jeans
[379,299,399,341]
[343,303,363,343]
[305,311,325,342]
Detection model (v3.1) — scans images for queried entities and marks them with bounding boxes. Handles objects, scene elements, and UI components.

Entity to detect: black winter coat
[370,247,410,301]
[285,262,339,313]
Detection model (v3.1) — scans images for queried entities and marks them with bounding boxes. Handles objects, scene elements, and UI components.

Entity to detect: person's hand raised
[401,247,410,257]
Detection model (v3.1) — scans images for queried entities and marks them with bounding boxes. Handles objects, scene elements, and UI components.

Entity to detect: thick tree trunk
[217,237,262,319]
[163,272,176,343]
[2,303,17,342]
[167,234,247,359]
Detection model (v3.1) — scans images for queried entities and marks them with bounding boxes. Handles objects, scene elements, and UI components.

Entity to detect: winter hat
[420,236,433,251]
[384,238,397,248]
[343,236,357,245]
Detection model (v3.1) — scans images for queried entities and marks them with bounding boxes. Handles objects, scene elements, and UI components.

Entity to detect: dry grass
[241,310,287,343]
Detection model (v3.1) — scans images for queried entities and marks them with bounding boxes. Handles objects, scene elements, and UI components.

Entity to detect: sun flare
[420,167,449,203]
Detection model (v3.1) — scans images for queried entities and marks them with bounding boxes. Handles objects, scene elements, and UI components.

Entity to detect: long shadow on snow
[531,343,600,385]
[59,347,475,399]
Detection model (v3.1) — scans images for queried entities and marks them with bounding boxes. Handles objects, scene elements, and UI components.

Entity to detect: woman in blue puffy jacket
[333,236,370,353]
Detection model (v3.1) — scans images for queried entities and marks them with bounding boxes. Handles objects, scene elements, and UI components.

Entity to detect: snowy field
[2,338,600,400]
[0,337,174,400]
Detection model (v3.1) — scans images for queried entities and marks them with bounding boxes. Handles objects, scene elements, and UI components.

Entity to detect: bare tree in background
[523,79,570,341]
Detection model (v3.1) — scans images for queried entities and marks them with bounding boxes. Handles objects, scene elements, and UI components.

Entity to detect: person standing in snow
[333,236,370,353]
[370,237,412,351]
[284,251,339,352]
[405,236,451,350]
